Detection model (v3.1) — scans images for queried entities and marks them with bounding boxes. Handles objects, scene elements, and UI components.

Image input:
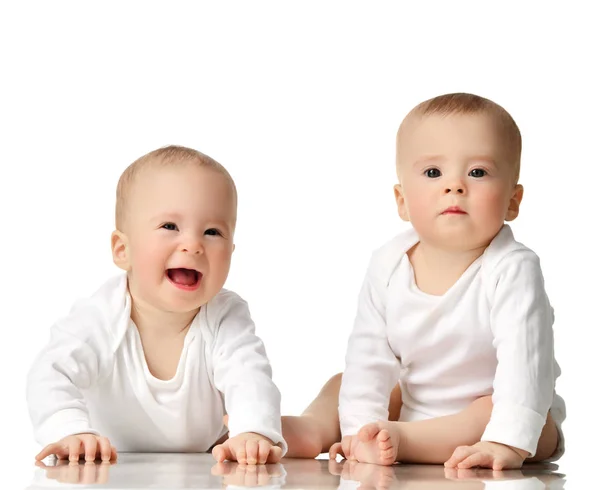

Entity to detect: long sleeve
[339,258,401,437]
[481,250,556,456]
[27,316,107,446]
[212,295,286,454]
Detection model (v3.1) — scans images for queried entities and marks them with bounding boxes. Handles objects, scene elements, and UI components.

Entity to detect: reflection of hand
[444,467,566,489]
[445,441,526,470]
[211,461,285,488]
[35,459,112,484]
[328,459,396,490]
[212,432,282,464]
[35,433,117,462]
[444,466,525,481]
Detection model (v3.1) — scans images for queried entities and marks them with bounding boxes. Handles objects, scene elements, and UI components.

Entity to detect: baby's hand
[444,441,527,470]
[212,432,282,464]
[35,433,117,463]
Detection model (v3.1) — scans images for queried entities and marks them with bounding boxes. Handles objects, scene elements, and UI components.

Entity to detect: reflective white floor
[27,453,566,489]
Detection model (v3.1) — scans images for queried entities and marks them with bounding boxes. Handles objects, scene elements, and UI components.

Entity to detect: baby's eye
[162,222,178,231]
[425,168,441,178]
[205,228,222,237]
[469,168,487,178]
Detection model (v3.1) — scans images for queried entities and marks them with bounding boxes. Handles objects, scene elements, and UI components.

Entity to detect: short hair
[115,145,237,230]
[397,93,522,182]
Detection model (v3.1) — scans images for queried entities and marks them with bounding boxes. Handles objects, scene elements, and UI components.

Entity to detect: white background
[1,1,598,487]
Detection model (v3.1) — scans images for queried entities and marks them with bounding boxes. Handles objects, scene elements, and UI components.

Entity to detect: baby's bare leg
[282,374,402,458]
[391,396,495,463]
[358,396,558,464]
[527,411,559,462]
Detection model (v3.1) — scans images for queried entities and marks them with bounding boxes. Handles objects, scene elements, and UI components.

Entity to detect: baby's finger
[257,440,271,464]
[492,457,515,471]
[81,435,98,462]
[328,442,343,460]
[111,445,118,462]
[342,436,353,460]
[212,443,234,463]
[266,445,283,464]
[36,443,62,461]
[236,441,248,464]
[244,439,259,465]
[458,451,492,469]
[444,445,474,468]
[97,437,112,462]
[68,438,83,462]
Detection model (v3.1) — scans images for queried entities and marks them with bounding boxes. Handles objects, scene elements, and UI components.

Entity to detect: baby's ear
[393,184,410,222]
[505,184,524,222]
[111,230,131,271]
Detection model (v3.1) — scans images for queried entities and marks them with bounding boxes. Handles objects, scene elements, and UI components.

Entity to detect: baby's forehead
[125,165,235,220]
[129,162,227,194]
[398,111,509,150]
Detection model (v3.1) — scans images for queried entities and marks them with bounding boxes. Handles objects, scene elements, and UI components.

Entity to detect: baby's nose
[444,186,465,194]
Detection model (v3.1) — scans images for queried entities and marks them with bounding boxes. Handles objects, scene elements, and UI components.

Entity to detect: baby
[27,146,286,465]
[281,93,565,470]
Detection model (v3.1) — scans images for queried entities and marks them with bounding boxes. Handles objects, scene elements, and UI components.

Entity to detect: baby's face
[395,112,522,251]
[121,164,236,313]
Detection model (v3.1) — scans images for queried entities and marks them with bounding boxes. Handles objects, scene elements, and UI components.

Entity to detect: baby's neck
[129,297,198,338]
[408,241,487,296]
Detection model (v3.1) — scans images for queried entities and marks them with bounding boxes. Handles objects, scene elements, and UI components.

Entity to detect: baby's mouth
[166,268,201,288]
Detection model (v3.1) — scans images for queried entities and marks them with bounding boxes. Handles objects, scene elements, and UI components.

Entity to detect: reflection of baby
[27,146,285,464]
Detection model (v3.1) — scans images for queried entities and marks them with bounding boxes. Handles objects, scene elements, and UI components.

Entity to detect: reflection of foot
[281,415,323,458]
[353,422,400,465]
[329,459,396,490]
[211,461,286,488]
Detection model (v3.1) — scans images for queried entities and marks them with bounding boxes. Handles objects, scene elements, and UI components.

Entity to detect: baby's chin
[418,226,497,252]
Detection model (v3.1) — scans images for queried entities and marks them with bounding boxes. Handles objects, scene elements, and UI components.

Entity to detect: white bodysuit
[27,274,286,454]
[339,225,565,458]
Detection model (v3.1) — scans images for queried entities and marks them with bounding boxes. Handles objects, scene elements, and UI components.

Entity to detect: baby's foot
[353,421,402,466]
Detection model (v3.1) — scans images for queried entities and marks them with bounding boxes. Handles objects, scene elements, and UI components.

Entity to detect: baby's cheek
[132,248,162,279]
[476,187,507,219]
[406,193,431,222]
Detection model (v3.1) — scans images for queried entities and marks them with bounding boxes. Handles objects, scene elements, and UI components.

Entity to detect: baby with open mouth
[28,145,286,465]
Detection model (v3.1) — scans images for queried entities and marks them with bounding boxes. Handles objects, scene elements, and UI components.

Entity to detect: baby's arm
[451,251,556,468]
[211,294,285,464]
[27,309,114,461]
[337,261,401,457]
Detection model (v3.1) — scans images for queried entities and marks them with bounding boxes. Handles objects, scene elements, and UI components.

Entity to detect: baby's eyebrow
[413,155,444,166]
[467,156,498,166]
[150,212,183,222]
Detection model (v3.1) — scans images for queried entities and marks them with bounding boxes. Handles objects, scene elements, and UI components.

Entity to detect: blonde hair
[397,93,522,182]
[115,145,237,230]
